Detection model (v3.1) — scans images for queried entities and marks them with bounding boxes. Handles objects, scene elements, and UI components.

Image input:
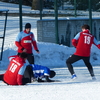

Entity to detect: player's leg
[0,74,9,85]
[27,53,34,64]
[23,65,34,83]
[83,57,95,77]
[66,55,81,75]
[22,77,31,85]
[27,54,34,79]
[0,74,4,80]
[18,53,34,64]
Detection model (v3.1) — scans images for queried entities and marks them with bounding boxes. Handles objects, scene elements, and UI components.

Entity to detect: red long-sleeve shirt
[4,56,26,85]
[15,30,38,54]
[72,30,100,57]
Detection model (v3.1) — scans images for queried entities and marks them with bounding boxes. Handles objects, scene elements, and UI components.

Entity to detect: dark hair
[50,70,56,78]
[20,52,28,59]
[25,23,31,29]
[82,24,90,30]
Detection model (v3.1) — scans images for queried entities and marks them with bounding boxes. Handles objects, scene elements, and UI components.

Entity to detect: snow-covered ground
[0,2,100,100]
[1,66,100,100]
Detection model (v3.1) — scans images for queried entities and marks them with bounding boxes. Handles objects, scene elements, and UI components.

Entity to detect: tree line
[1,0,100,11]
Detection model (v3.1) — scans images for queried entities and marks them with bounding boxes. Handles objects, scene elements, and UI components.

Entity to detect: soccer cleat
[71,74,77,79]
[92,76,96,81]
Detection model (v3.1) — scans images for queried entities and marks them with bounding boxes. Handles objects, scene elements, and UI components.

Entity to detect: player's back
[75,30,94,57]
[4,56,24,85]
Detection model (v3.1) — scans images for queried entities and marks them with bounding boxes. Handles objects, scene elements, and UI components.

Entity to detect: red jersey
[15,30,38,54]
[72,30,100,57]
[4,56,26,85]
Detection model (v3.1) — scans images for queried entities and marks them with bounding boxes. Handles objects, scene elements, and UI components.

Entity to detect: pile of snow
[1,42,100,70]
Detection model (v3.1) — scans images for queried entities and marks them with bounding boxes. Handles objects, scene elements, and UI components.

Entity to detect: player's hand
[36,50,40,53]
[23,49,27,52]
[38,78,45,82]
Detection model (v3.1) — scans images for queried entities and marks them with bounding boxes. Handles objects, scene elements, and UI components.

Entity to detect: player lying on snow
[0,53,56,85]
[24,64,56,82]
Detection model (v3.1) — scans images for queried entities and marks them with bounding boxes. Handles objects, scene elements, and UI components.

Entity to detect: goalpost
[0,9,9,61]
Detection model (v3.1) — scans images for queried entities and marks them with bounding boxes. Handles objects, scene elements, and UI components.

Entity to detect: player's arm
[45,76,55,82]
[15,33,24,51]
[17,64,27,85]
[37,76,55,82]
[43,67,55,82]
[72,32,80,47]
[37,78,45,82]
[15,41,24,51]
[38,68,54,82]
[93,37,100,49]
[31,33,39,53]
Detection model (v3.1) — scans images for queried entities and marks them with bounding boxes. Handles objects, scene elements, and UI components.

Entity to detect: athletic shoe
[92,76,96,80]
[71,74,77,79]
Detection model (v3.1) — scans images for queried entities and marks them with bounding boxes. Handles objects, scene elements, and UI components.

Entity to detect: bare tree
[32,0,43,10]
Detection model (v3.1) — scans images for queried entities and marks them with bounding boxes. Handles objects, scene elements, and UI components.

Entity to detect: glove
[45,76,54,82]
[37,78,45,82]
[36,50,39,52]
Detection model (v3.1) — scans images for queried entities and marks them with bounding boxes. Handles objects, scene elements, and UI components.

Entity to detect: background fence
[0,0,100,45]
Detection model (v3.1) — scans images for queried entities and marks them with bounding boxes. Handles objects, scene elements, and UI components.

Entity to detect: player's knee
[66,59,71,64]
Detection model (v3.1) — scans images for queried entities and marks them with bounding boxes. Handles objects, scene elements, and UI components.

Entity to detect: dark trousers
[0,74,4,80]
[66,54,94,77]
[0,74,10,85]
[23,65,34,84]
[18,53,34,64]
